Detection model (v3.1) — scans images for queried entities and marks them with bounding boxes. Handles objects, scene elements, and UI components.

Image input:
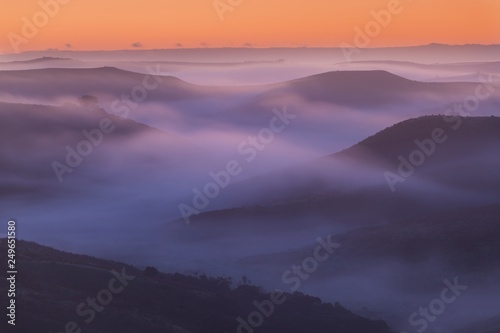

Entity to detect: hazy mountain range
[1,46,499,333]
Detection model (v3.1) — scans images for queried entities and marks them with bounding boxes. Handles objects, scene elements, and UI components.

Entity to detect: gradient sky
[1,0,499,53]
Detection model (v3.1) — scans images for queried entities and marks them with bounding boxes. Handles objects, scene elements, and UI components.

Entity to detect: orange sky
[1,0,499,53]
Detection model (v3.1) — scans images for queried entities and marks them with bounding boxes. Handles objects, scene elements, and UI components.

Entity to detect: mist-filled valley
[1,46,500,333]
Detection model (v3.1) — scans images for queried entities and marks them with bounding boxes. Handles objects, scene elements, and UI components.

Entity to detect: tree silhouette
[78,95,99,109]
[143,266,160,278]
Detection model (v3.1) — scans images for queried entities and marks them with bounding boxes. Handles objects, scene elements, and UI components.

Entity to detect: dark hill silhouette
[179,116,500,230]
[0,67,202,99]
[0,101,197,200]
[0,239,393,333]
[242,203,500,273]
[0,56,73,64]
[0,56,87,71]
[280,71,483,108]
[336,115,500,162]
[285,70,435,108]
[0,67,231,102]
[212,71,492,128]
[235,203,500,333]
[1,67,493,118]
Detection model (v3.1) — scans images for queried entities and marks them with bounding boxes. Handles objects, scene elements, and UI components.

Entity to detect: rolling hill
[179,116,500,231]
[0,239,393,333]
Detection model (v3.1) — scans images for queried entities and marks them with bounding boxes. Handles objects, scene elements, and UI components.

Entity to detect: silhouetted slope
[215,71,488,125]
[336,115,500,163]
[181,116,500,229]
[243,203,500,273]
[285,70,436,107]
[0,56,86,71]
[0,240,393,333]
[0,67,222,101]
[0,101,197,199]
[0,56,73,64]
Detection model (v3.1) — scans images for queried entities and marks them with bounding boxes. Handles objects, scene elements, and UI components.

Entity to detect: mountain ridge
[0,239,393,333]
[177,116,500,229]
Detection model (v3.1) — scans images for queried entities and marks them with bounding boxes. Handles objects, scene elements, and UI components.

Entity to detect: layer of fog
[2,46,500,85]
[1,51,500,332]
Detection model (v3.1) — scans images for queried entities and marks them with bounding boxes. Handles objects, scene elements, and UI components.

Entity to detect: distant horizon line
[2,43,500,55]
